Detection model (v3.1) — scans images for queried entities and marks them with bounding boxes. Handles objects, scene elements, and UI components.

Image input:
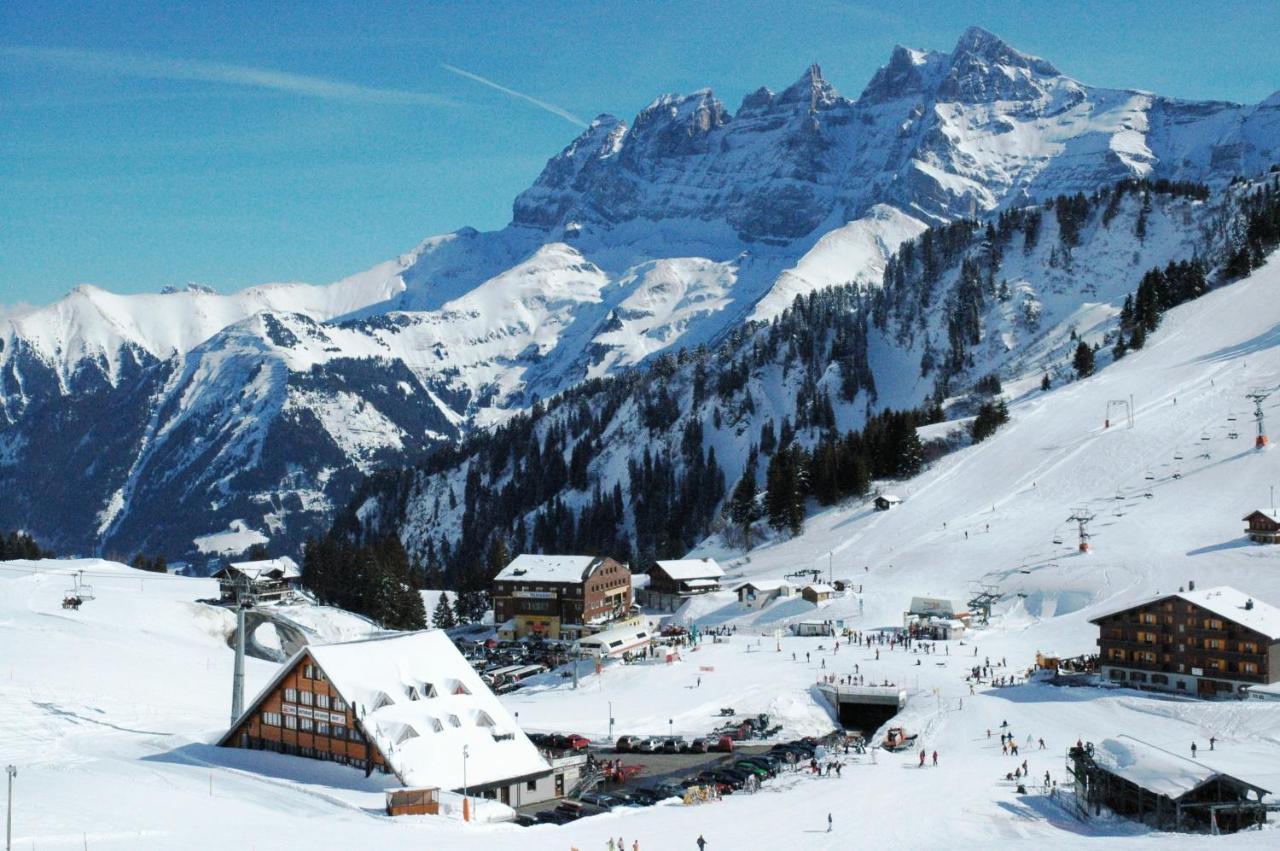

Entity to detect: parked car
[607,789,642,807]
[579,792,620,810]
[681,738,708,754]
[553,801,588,820]
[652,782,686,799]
[527,732,549,747]
[628,787,662,806]
[513,813,539,827]
[633,737,662,753]
[565,733,591,751]
[615,735,642,753]
[659,737,682,754]
[534,810,572,824]
[710,735,735,753]
[734,760,770,778]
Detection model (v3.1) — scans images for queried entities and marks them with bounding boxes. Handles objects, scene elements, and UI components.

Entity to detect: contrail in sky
[442,63,587,127]
[2,45,454,107]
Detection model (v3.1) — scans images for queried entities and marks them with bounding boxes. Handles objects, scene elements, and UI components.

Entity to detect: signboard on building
[513,591,558,600]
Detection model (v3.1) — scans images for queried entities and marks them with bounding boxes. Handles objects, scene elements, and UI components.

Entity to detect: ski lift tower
[229,573,254,725]
[1247,388,1273,448]
[1067,508,1096,553]
[1104,396,1134,429]
[968,584,1002,626]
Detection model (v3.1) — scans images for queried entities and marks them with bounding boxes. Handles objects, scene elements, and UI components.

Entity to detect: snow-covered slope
[13,246,1280,851]
[3,26,1278,559]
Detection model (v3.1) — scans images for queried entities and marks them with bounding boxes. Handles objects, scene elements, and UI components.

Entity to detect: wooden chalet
[1068,736,1271,833]
[1090,586,1280,698]
[642,558,724,611]
[212,557,300,604]
[220,631,563,807]
[1243,510,1280,544]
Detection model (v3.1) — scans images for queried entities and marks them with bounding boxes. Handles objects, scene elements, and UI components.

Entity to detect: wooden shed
[386,786,440,816]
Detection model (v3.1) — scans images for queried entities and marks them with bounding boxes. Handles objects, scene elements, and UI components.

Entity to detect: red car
[566,733,591,751]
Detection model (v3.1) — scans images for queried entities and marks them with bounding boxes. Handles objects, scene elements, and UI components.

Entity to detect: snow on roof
[229,631,548,790]
[1242,509,1280,520]
[735,580,792,591]
[655,558,725,580]
[494,554,603,584]
[1090,586,1280,640]
[223,556,300,581]
[877,494,902,502]
[804,584,835,594]
[685,579,720,588]
[1092,736,1268,799]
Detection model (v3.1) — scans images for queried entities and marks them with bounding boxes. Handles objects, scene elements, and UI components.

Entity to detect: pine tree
[728,453,761,547]
[1072,340,1095,378]
[1040,373,1051,392]
[431,592,457,629]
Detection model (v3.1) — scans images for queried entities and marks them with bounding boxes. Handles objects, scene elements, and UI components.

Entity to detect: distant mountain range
[2,26,1277,560]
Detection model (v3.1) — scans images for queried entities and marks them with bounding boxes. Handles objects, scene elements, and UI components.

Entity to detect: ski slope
[10,260,1280,848]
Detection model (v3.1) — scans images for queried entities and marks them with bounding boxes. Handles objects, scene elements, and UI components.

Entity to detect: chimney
[1246,598,1255,610]
[1188,580,1196,591]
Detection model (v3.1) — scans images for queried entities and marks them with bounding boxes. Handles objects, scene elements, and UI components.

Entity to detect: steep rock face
[3,27,1278,559]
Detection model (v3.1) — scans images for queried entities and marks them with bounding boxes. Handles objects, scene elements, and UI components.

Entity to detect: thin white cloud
[2,45,454,107]
[442,64,587,127]
[0,301,39,322]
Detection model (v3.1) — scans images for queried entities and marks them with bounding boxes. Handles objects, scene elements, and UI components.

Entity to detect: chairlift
[1144,470,1155,481]
[1228,431,1239,440]
[1200,431,1211,442]
[1228,413,1238,422]
[1114,489,1125,500]
[1174,452,1184,461]
[1018,568,1031,575]
[1052,535,1064,545]
[1143,492,1154,499]
[1172,469,1182,480]
[62,570,94,609]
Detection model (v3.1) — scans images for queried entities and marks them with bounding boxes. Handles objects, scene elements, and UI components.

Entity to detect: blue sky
[2,0,1277,310]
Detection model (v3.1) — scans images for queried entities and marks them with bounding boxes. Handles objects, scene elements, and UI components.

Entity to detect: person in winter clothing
[1191,742,1198,758]
[932,750,938,766]
[919,749,927,767]
[827,813,833,832]
[697,836,707,851]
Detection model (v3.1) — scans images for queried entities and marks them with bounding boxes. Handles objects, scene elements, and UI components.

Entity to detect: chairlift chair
[1144,470,1155,481]
[1052,535,1064,545]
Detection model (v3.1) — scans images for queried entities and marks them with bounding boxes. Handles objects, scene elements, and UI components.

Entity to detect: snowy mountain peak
[776,63,844,111]
[941,26,1063,103]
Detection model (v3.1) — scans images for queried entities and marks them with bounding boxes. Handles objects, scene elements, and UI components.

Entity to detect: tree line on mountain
[0,530,52,561]
[1223,175,1280,280]
[301,533,427,630]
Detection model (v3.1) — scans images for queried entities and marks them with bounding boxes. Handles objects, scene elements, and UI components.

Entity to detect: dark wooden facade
[1068,744,1269,833]
[1092,596,1280,697]
[222,651,390,775]
[492,557,630,639]
[1243,510,1280,544]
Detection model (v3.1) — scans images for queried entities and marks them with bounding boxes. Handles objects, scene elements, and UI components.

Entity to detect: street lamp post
[608,701,614,742]
[668,718,673,740]
[5,764,15,851]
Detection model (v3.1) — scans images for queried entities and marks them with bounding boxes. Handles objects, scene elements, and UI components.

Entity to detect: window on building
[332,725,346,740]
[333,697,347,712]
[1176,681,1187,690]
[1151,674,1169,685]
[284,715,298,730]
[284,688,298,703]
[304,664,315,679]
[299,691,314,706]
[526,780,537,791]
[300,717,314,732]
[349,727,364,742]
[1242,662,1259,674]
[1203,618,1223,630]
[263,712,282,727]
[1241,641,1259,654]
[316,721,330,736]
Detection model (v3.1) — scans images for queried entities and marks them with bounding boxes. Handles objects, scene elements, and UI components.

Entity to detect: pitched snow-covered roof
[877,494,902,503]
[735,580,792,592]
[1091,736,1269,799]
[225,630,548,790]
[495,554,603,584]
[655,558,724,581]
[217,556,300,581]
[804,584,835,594]
[1090,586,1280,640]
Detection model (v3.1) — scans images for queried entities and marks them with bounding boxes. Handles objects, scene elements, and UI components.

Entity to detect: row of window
[1108,632,1261,654]
[302,663,327,682]
[283,688,346,712]
[1106,649,1259,675]
[262,711,364,741]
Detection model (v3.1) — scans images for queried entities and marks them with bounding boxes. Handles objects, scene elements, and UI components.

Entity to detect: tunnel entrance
[836,701,899,733]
